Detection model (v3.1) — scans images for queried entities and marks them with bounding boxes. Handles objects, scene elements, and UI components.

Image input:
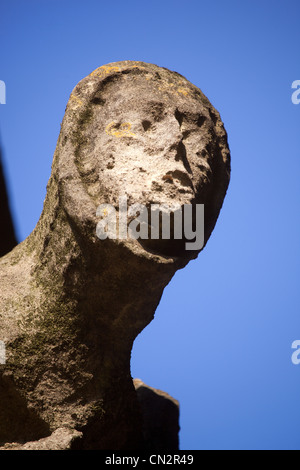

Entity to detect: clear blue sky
[1,0,300,450]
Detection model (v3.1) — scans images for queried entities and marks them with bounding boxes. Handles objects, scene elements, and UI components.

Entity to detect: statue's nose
[163,115,185,159]
[161,115,193,178]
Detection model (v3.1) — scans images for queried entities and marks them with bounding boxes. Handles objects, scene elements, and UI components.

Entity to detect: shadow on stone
[0,373,51,446]
[0,135,17,257]
[134,379,180,450]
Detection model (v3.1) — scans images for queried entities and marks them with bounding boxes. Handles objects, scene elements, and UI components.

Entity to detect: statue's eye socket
[197,115,206,127]
[142,120,152,131]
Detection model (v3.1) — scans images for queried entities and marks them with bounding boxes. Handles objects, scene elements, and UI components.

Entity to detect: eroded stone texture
[0,428,82,450]
[0,61,230,449]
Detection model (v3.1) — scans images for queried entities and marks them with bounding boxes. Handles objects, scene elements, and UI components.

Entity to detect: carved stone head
[51,61,230,263]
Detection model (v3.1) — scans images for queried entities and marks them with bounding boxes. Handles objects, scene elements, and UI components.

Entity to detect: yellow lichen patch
[177,87,190,96]
[70,93,83,107]
[105,121,136,138]
[158,82,175,92]
[91,65,120,78]
[156,81,190,97]
[129,64,145,69]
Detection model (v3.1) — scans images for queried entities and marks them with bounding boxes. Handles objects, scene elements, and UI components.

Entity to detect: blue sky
[1,0,300,450]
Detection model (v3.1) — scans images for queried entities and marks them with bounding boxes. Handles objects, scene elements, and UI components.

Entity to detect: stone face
[0,61,230,449]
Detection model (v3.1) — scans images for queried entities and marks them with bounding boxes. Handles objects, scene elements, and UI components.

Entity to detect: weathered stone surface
[1,427,82,450]
[134,379,180,450]
[0,61,230,449]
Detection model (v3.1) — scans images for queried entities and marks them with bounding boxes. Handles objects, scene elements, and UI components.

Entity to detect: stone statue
[0,61,230,449]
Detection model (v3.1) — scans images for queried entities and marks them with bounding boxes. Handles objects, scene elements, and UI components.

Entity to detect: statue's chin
[138,237,199,259]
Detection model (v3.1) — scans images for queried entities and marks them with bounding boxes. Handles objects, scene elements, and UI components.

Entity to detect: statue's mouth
[138,236,191,258]
[134,202,203,258]
[95,191,204,259]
